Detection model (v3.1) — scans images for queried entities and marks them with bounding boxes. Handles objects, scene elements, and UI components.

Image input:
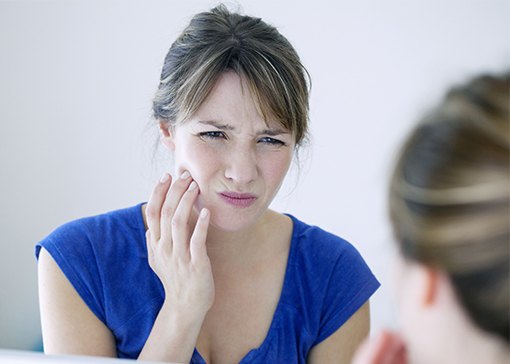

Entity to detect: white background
[1,0,508,351]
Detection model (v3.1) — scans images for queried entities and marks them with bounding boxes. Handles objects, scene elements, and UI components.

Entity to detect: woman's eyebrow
[258,128,290,136]
[198,120,289,136]
[198,120,235,130]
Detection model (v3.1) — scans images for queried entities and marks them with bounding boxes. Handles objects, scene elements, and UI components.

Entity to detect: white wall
[1,0,508,351]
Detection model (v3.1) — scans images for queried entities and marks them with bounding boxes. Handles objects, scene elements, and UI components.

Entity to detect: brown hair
[152,4,310,146]
[389,72,510,342]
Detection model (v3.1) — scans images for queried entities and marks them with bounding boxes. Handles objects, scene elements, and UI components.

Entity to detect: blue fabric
[35,203,380,363]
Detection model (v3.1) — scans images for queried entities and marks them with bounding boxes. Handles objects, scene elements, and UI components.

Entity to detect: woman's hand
[352,330,408,364]
[145,171,215,317]
[139,171,213,362]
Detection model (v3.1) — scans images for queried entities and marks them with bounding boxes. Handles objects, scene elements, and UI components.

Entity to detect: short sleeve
[34,204,166,359]
[314,243,380,344]
[35,220,107,324]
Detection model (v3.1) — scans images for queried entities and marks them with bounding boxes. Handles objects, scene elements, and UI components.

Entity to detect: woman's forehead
[185,75,284,126]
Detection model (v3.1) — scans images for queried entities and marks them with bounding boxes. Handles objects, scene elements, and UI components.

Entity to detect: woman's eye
[259,137,285,146]
[199,131,226,140]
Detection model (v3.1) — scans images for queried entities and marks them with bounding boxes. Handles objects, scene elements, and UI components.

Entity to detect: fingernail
[160,173,170,183]
[188,181,197,191]
[200,208,208,218]
[180,170,190,180]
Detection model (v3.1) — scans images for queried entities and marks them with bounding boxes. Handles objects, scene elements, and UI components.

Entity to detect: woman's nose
[224,147,258,185]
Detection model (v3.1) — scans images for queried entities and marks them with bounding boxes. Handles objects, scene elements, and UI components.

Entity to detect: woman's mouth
[218,191,258,208]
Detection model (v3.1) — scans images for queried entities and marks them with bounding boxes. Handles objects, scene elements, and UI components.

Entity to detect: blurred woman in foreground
[354,72,509,364]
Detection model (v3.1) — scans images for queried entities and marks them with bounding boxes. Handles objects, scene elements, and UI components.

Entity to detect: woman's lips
[218,191,258,208]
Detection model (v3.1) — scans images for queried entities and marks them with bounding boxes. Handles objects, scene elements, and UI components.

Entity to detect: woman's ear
[422,266,441,307]
[402,261,441,308]
[159,121,175,151]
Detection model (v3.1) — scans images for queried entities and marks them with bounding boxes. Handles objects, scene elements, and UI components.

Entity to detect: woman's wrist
[138,300,208,362]
[159,299,209,331]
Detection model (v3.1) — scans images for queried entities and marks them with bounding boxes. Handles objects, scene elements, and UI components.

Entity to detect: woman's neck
[203,209,284,267]
[445,331,508,364]
[427,306,509,364]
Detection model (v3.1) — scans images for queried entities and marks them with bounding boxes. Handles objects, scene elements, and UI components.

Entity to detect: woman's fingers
[144,170,214,317]
[190,208,210,263]
[146,173,172,242]
[145,230,155,268]
[144,172,215,315]
[159,171,193,246]
[171,180,200,257]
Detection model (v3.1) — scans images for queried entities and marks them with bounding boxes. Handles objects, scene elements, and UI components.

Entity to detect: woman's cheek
[176,140,216,177]
[185,144,223,202]
[262,152,292,186]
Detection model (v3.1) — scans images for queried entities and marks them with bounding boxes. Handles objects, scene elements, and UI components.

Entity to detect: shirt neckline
[193,213,300,363]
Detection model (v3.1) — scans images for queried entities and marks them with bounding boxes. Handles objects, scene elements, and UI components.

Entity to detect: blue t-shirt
[35,204,380,363]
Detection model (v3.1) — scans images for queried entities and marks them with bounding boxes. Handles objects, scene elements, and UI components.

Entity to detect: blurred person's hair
[389,71,510,342]
[152,4,310,147]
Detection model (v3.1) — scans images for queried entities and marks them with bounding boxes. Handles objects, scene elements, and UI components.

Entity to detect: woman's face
[162,71,295,232]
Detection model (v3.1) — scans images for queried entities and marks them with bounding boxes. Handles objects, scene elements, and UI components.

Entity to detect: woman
[36,5,379,363]
[353,72,509,364]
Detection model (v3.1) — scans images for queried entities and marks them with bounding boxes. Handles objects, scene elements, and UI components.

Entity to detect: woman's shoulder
[281,214,380,345]
[285,213,379,289]
[286,214,357,259]
[35,203,159,333]
[52,203,143,234]
[66,203,145,231]
[36,203,146,259]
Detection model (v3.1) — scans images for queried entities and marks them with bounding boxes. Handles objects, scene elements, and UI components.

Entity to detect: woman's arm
[38,247,117,357]
[307,301,371,364]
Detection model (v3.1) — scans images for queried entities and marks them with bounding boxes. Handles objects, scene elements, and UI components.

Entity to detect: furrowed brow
[258,128,290,136]
[198,120,235,131]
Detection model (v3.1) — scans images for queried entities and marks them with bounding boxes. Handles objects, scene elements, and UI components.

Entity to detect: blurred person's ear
[400,261,441,309]
[422,267,440,306]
